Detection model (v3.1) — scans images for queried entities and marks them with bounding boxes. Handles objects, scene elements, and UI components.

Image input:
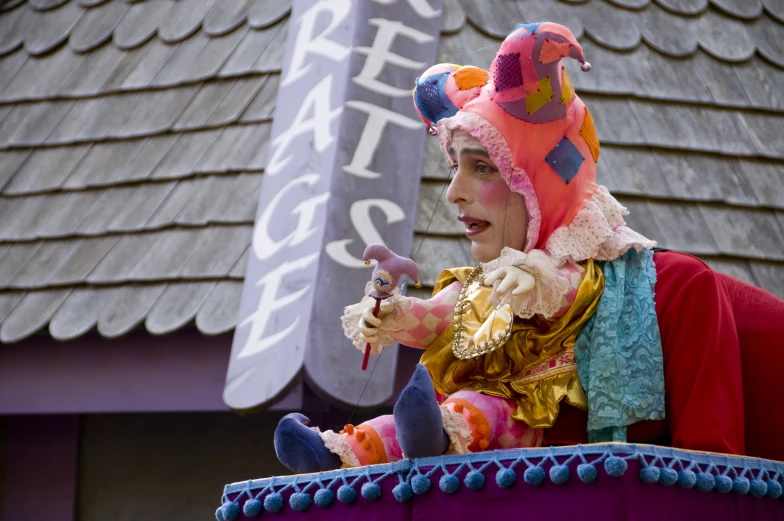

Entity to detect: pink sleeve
[550,263,585,319]
[390,281,461,350]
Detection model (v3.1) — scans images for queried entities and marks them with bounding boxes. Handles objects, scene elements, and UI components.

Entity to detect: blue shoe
[393,364,449,458]
[274,413,341,474]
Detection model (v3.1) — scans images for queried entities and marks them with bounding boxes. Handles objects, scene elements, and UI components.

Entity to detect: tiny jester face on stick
[361,244,421,370]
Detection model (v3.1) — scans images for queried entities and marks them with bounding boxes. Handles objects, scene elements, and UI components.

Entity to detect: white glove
[358,299,395,346]
[483,265,536,297]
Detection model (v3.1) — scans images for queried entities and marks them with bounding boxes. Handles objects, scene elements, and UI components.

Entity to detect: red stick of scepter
[361,298,383,371]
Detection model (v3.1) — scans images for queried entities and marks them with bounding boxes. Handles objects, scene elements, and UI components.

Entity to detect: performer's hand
[484,266,536,296]
[359,300,395,346]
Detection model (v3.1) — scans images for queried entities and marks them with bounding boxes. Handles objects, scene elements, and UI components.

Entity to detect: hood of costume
[412,21,655,266]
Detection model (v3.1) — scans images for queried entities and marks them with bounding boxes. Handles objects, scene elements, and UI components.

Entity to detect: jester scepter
[360,244,421,370]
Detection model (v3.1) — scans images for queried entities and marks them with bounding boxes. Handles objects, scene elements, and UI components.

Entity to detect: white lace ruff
[318,428,361,469]
[440,405,473,454]
[482,247,571,319]
[341,283,406,355]
[545,185,656,266]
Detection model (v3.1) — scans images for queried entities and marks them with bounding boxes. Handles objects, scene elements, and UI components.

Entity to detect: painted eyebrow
[459,147,491,159]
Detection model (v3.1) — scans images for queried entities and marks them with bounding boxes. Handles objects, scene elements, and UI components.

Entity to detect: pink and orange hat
[413,21,654,266]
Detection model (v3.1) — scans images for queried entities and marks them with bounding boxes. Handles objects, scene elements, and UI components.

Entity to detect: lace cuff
[482,247,572,320]
[439,404,473,455]
[341,282,408,355]
[317,428,361,469]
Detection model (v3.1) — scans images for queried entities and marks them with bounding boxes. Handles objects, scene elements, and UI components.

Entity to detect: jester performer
[274,21,784,473]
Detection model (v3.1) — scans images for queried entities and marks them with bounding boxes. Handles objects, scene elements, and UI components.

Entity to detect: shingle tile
[0,288,70,343]
[748,261,784,299]
[608,0,650,7]
[732,57,784,110]
[228,246,248,277]
[0,100,73,146]
[145,281,216,334]
[739,112,784,158]
[29,0,68,10]
[113,0,174,50]
[656,152,758,205]
[622,45,711,102]
[701,206,784,260]
[703,257,757,286]
[2,45,84,99]
[3,145,89,194]
[195,123,271,172]
[158,0,216,43]
[460,0,519,39]
[207,77,264,126]
[693,51,752,106]
[35,191,105,238]
[78,0,110,7]
[0,193,66,240]
[752,14,784,69]
[195,280,241,335]
[247,0,290,29]
[581,97,646,145]
[202,174,263,223]
[151,129,221,179]
[62,140,145,189]
[150,29,211,85]
[601,148,672,197]
[76,187,137,235]
[108,86,198,138]
[0,3,39,57]
[117,38,176,89]
[48,287,120,340]
[764,0,784,23]
[252,19,286,72]
[413,235,473,286]
[739,159,784,209]
[0,150,32,193]
[87,233,162,283]
[648,201,721,254]
[97,283,166,338]
[240,74,278,121]
[710,0,763,20]
[116,135,178,182]
[68,0,128,53]
[9,239,83,288]
[421,132,450,180]
[0,242,42,286]
[179,225,251,277]
[690,9,756,62]
[24,0,83,56]
[203,0,249,36]
[127,228,209,280]
[145,179,204,228]
[441,0,465,34]
[416,181,462,235]
[655,0,708,15]
[0,291,24,327]
[0,50,28,95]
[49,236,119,285]
[45,97,106,143]
[220,21,280,75]
[450,19,499,69]
[105,182,176,231]
[578,1,642,51]
[58,39,126,96]
[173,80,236,130]
[638,2,698,57]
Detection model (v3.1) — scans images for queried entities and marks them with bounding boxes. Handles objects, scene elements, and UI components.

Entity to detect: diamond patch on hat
[494,52,523,92]
[525,76,553,115]
[546,137,584,184]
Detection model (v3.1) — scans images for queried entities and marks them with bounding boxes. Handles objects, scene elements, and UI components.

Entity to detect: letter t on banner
[224,0,444,411]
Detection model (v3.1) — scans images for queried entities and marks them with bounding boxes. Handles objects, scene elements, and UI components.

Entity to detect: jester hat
[413,22,654,266]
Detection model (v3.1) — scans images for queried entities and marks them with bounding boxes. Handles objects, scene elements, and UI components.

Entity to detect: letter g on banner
[254,174,331,261]
[326,199,405,268]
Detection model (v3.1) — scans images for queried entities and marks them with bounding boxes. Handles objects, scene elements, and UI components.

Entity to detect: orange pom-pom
[477,424,490,436]
[368,453,379,464]
[453,403,464,413]
[355,430,366,442]
[345,424,354,434]
[362,439,373,450]
[478,439,490,450]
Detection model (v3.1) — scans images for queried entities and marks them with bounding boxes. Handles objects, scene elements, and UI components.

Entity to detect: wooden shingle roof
[0,0,783,344]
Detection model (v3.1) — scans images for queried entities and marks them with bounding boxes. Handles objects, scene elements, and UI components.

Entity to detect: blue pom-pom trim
[289,492,312,511]
[578,463,598,483]
[220,444,784,514]
[314,488,334,507]
[263,492,283,513]
[465,470,485,490]
[496,468,516,488]
[337,485,357,503]
[639,467,660,484]
[393,483,413,502]
[605,457,628,477]
[550,465,570,485]
[412,475,431,495]
[439,474,459,493]
[242,499,263,517]
[524,466,546,486]
[361,482,382,500]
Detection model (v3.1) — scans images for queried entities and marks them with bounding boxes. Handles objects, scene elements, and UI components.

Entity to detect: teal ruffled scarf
[574,249,666,442]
